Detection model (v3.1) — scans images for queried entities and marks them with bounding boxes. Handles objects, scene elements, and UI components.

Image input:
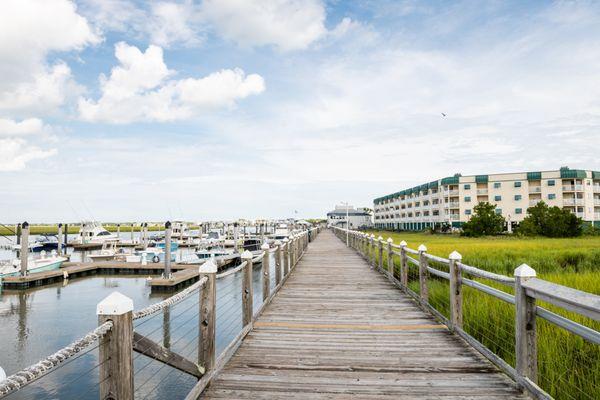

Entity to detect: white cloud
[78,42,265,123]
[200,0,327,51]
[149,1,203,47]
[0,0,98,116]
[0,118,47,137]
[0,138,57,172]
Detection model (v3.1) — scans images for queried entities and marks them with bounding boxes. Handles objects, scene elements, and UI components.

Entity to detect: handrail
[330,225,600,400]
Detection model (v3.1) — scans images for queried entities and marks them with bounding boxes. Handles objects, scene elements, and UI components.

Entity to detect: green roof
[429,180,439,188]
[420,183,429,191]
[527,171,541,180]
[560,168,587,179]
[593,171,600,179]
[441,176,459,185]
[475,175,488,183]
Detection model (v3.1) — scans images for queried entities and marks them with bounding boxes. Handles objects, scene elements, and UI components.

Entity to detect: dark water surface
[0,252,277,399]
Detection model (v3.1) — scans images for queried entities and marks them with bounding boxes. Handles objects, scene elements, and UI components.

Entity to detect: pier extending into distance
[0,226,599,399]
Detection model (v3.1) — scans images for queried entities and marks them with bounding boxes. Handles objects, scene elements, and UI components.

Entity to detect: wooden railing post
[97,292,134,400]
[20,222,30,276]
[241,251,254,326]
[400,241,408,287]
[164,221,172,279]
[515,263,537,383]
[369,234,375,266]
[283,238,290,276]
[198,259,216,374]
[377,236,383,271]
[386,238,394,279]
[449,251,463,331]
[418,244,429,303]
[274,240,282,285]
[261,244,270,300]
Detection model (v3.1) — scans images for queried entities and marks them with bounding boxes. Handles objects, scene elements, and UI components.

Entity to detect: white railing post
[418,244,429,303]
[515,263,538,383]
[400,240,408,287]
[449,251,463,331]
[97,292,134,400]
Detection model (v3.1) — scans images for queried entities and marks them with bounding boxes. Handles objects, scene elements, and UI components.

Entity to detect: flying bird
[441,113,447,117]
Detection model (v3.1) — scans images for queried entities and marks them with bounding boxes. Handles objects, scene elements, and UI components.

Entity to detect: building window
[548,193,556,200]
[514,181,522,187]
[515,208,523,214]
[465,209,471,215]
[495,209,502,215]
[494,195,502,201]
[515,195,522,201]
[464,196,471,202]
[548,180,555,186]
[464,184,471,190]
[494,182,501,188]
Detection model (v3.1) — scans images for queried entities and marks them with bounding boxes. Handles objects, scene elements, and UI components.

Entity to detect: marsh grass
[366,230,600,399]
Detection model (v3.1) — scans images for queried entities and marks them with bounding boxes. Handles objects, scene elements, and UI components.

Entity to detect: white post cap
[400,240,407,247]
[240,250,253,259]
[199,258,217,274]
[370,234,375,238]
[261,243,270,250]
[97,291,134,315]
[514,263,536,278]
[377,236,383,241]
[0,366,5,382]
[418,244,427,252]
[274,240,281,245]
[449,250,462,260]
[283,238,289,242]
[387,237,393,243]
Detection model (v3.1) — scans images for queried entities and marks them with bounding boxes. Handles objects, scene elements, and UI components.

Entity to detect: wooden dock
[201,230,526,399]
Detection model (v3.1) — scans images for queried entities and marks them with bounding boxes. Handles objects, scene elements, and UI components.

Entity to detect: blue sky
[1,0,600,222]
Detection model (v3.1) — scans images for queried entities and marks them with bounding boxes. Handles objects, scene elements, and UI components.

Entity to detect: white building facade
[373,167,600,231]
[327,205,373,229]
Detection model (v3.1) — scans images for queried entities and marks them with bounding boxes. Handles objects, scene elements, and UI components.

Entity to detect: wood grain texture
[200,230,525,399]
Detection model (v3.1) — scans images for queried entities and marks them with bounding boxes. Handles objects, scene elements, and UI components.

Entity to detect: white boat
[273,223,290,240]
[128,248,176,264]
[70,221,119,245]
[0,251,67,278]
[171,221,191,238]
[11,242,43,251]
[88,241,119,262]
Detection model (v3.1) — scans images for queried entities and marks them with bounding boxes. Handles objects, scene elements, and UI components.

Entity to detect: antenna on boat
[66,200,82,222]
[81,200,96,222]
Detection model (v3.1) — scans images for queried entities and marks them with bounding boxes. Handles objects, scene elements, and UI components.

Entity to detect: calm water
[0,251,277,399]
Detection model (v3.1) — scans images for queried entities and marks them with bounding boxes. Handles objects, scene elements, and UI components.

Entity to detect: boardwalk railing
[0,227,321,399]
[332,226,600,400]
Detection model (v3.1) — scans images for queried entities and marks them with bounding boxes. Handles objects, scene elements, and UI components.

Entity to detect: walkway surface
[201,230,526,399]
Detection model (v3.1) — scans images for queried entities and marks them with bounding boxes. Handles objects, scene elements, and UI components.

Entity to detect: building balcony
[449,214,460,221]
[448,202,460,208]
[594,199,600,206]
[563,198,584,206]
[444,189,459,196]
[476,189,488,195]
[529,186,542,193]
[595,213,600,220]
[562,185,583,192]
[529,199,542,206]
[594,185,600,193]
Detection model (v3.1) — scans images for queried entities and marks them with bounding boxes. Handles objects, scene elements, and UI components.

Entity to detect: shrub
[517,201,583,237]
[461,202,505,237]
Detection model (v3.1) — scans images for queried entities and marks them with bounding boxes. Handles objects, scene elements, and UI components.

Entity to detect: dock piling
[274,240,282,285]
[198,259,216,374]
[241,251,254,326]
[20,222,29,276]
[283,238,290,276]
[449,251,463,331]
[261,243,270,300]
[57,224,63,256]
[164,221,172,279]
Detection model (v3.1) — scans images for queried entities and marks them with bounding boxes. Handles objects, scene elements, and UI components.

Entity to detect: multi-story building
[327,205,373,229]
[373,167,600,231]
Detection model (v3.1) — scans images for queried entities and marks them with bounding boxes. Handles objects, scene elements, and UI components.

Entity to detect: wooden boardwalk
[201,230,526,399]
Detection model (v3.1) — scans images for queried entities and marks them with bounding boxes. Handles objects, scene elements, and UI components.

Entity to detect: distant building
[373,167,600,231]
[327,205,373,229]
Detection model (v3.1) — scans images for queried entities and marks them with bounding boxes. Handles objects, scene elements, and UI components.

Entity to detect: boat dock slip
[200,230,525,399]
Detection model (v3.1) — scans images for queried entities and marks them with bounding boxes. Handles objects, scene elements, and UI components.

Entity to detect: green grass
[0,223,198,236]
[365,230,600,400]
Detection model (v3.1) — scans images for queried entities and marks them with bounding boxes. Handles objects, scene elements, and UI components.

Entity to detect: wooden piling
[261,244,270,300]
[377,236,383,271]
[283,238,290,276]
[386,238,393,279]
[274,241,282,285]
[98,292,134,400]
[164,221,172,279]
[198,259,216,374]
[57,224,63,256]
[400,241,408,287]
[20,222,29,276]
[241,251,254,326]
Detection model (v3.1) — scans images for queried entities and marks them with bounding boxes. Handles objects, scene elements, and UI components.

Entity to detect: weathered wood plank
[132,331,202,377]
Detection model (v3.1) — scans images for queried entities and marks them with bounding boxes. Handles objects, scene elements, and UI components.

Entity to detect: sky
[1,0,600,223]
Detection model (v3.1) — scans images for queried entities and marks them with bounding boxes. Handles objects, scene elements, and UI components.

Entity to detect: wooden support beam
[241,251,254,326]
[515,264,538,383]
[198,259,216,374]
[261,244,270,300]
[133,332,201,378]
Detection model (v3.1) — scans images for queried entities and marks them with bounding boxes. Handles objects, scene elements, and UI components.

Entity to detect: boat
[129,248,176,264]
[0,251,67,278]
[33,234,65,252]
[11,242,42,252]
[88,241,119,262]
[171,221,191,238]
[273,223,290,240]
[205,229,225,246]
[70,221,119,245]
[243,238,262,252]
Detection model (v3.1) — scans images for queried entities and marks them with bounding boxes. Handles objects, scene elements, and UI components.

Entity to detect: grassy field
[366,230,600,400]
